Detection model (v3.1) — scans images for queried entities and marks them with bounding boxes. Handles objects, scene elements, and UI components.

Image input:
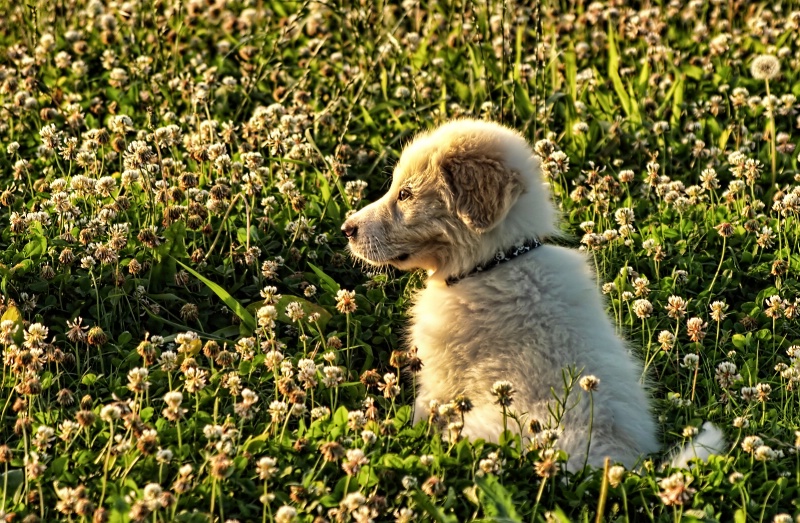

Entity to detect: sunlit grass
[0,1,799,521]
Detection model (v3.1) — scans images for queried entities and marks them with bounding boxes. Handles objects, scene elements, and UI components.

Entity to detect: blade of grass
[173,258,256,332]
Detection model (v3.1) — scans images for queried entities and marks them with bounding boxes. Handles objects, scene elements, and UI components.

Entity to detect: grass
[1,0,800,522]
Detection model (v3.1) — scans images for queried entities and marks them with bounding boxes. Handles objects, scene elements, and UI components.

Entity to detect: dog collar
[445,238,542,286]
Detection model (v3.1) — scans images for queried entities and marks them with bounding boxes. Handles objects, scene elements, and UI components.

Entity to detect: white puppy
[342,119,723,470]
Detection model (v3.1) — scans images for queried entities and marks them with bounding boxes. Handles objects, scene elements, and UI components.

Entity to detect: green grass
[1,0,800,521]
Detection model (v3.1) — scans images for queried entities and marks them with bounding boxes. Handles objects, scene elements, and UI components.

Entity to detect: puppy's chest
[407,285,476,356]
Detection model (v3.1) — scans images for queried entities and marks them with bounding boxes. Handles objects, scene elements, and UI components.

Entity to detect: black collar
[445,238,542,286]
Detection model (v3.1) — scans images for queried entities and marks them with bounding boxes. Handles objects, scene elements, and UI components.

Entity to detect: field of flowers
[1,0,800,521]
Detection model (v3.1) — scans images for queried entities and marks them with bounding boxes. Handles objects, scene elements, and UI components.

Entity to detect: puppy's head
[343,119,556,277]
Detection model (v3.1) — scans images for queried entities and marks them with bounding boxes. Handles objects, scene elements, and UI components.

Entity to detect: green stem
[707,235,727,303]
[210,477,216,518]
[99,421,115,507]
[766,79,777,190]
[583,392,594,470]
[530,476,548,523]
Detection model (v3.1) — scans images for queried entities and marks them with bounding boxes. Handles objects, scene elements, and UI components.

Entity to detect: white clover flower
[732,417,749,429]
[361,430,376,445]
[256,456,278,480]
[750,54,780,80]
[269,401,288,423]
[491,380,515,406]
[335,289,357,314]
[715,362,741,388]
[607,465,626,487]
[658,472,695,506]
[741,435,763,453]
[143,483,162,501]
[257,305,278,329]
[633,299,653,319]
[164,391,183,409]
[572,122,589,135]
[99,404,122,422]
[285,301,305,322]
[614,207,635,225]
[681,354,700,368]
[754,445,777,462]
[155,449,173,463]
[274,505,298,523]
[682,426,698,438]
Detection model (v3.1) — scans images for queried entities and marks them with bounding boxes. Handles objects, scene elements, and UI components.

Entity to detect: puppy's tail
[667,422,726,469]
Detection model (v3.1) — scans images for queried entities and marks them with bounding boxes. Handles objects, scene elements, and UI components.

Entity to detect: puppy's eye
[398,188,412,201]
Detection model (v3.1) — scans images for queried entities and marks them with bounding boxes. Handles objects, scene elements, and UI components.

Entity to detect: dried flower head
[579,375,600,392]
[715,222,734,238]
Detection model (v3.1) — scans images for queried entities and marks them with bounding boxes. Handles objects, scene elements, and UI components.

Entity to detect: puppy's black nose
[342,223,358,239]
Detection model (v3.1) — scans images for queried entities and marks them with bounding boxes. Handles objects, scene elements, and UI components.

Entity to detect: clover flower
[710,301,728,322]
[99,404,122,422]
[715,362,741,389]
[733,417,749,429]
[686,317,707,342]
[534,449,559,478]
[754,445,778,462]
[741,386,758,402]
[682,426,698,438]
[607,465,626,487]
[162,391,185,421]
[579,375,600,392]
[750,54,780,80]
[256,456,278,480]
[127,368,150,393]
[715,222,734,238]
[253,306,276,332]
[322,366,344,387]
[491,380,515,407]
[422,476,445,496]
[23,323,48,349]
[658,331,675,351]
[741,436,763,453]
[335,289,358,314]
[764,295,785,319]
[395,508,416,523]
[347,410,367,431]
[658,472,695,506]
[285,301,305,322]
[682,354,700,369]
[665,296,687,319]
[633,299,653,319]
[320,441,345,462]
[755,383,771,402]
[478,451,503,476]
[342,448,369,476]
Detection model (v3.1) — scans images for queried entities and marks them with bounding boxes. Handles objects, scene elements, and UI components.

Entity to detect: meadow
[1,0,800,521]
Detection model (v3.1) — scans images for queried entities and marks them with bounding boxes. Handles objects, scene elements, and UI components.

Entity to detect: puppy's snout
[342,222,358,239]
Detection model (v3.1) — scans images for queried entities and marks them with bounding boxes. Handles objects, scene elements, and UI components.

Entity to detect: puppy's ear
[441,155,525,232]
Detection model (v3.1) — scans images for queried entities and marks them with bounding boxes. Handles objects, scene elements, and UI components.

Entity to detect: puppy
[342,119,723,470]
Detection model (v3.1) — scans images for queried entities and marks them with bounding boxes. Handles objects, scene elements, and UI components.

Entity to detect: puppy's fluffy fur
[343,119,723,469]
